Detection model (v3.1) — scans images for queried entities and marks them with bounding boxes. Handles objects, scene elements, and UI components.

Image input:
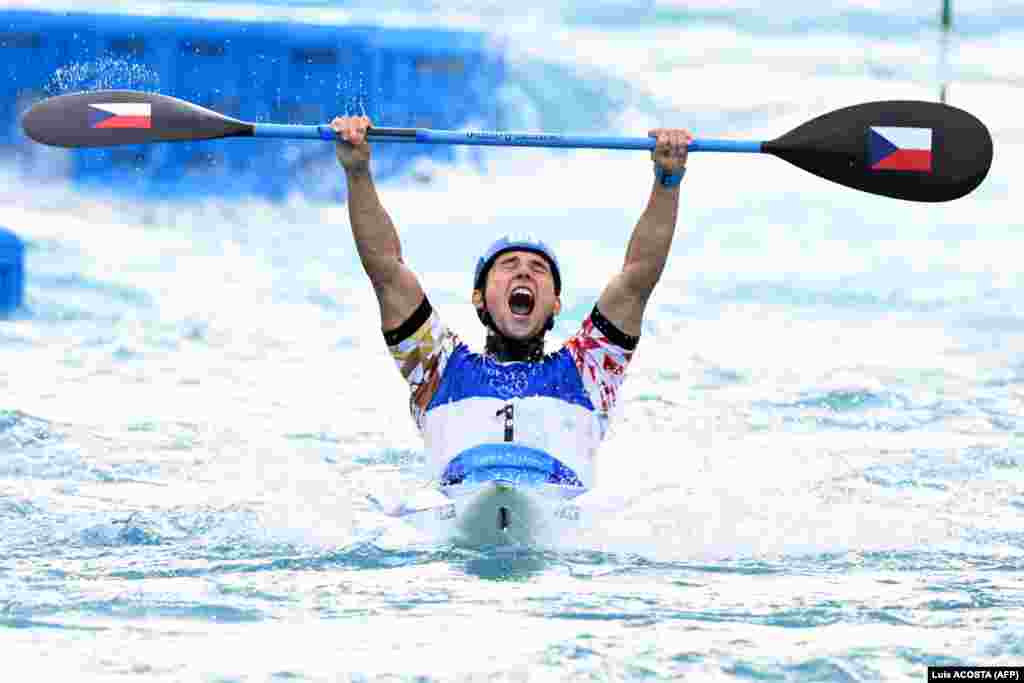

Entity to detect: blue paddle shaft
[251,123,764,153]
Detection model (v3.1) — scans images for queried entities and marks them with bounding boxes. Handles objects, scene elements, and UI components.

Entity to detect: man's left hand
[649,128,693,174]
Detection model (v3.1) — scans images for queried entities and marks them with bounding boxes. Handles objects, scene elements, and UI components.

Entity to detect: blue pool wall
[0,10,505,201]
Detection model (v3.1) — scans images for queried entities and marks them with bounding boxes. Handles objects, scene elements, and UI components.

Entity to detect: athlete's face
[475,250,561,340]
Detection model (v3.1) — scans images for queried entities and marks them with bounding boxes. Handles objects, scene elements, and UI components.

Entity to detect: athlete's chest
[428,346,593,410]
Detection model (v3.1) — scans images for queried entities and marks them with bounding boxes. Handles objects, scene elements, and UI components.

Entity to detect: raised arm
[596,128,691,337]
[332,115,425,331]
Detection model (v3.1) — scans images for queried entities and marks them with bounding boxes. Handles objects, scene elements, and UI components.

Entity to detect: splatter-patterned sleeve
[563,306,639,418]
[384,297,459,432]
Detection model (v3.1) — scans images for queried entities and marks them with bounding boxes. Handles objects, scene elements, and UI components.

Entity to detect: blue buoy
[0,226,25,317]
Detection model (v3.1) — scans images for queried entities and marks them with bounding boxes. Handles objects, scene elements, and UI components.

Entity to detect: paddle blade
[21,89,252,148]
[763,101,992,202]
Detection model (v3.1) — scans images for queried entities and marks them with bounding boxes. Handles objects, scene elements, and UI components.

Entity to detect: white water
[1,1,1023,680]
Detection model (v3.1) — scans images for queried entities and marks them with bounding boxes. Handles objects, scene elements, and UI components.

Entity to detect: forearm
[622,181,680,293]
[346,168,404,286]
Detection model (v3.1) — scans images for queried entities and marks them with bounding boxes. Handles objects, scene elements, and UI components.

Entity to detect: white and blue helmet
[473,234,562,295]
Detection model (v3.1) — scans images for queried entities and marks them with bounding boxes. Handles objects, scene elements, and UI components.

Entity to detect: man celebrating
[331,115,690,496]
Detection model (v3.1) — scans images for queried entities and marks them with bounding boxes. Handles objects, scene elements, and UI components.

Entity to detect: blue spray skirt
[440,444,584,488]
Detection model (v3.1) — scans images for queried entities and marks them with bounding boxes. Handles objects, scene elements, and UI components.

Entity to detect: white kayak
[370,480,591,548]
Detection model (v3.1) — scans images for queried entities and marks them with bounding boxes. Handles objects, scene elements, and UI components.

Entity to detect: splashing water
[45,56,163,95]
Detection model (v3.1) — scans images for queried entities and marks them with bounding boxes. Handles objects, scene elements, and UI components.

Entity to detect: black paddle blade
[21,90,253,148]
[763,100,992,202]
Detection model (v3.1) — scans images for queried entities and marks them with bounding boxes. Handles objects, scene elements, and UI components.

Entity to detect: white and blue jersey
[385,298,638,491]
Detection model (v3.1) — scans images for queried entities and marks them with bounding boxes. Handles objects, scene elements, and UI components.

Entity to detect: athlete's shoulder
[563,306,639,353]
[561,305,638,415]
[384,297,466,432]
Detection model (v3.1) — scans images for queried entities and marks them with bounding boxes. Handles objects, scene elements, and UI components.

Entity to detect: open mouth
[508,286,535,316]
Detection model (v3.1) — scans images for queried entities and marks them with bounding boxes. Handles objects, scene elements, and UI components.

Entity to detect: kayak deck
[376,480,587,547]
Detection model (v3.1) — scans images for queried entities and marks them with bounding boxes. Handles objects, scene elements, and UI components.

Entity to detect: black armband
[590,305,640,350]
[383,297,432,346]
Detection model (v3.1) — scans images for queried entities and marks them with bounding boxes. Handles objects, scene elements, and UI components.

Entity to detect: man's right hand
[331,115,372,173]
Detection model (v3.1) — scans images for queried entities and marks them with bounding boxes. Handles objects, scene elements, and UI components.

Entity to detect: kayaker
[331,115,690,494]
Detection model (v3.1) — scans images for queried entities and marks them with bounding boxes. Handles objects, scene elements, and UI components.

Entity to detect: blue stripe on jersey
[425,344,594,411]
[440,443,584,487]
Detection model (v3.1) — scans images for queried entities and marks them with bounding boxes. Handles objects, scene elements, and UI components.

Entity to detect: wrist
[653,162,685,188]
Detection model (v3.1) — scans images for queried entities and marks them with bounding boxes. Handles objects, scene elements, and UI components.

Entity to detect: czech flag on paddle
[868,126,933,173]
[88,103,152,129]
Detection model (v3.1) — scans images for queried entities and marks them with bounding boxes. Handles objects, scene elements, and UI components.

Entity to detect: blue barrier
[0,226,25,317]
[369,29,503,170]
[256,21,375,201]
[0,10,504,200]
[0,12,71,151]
